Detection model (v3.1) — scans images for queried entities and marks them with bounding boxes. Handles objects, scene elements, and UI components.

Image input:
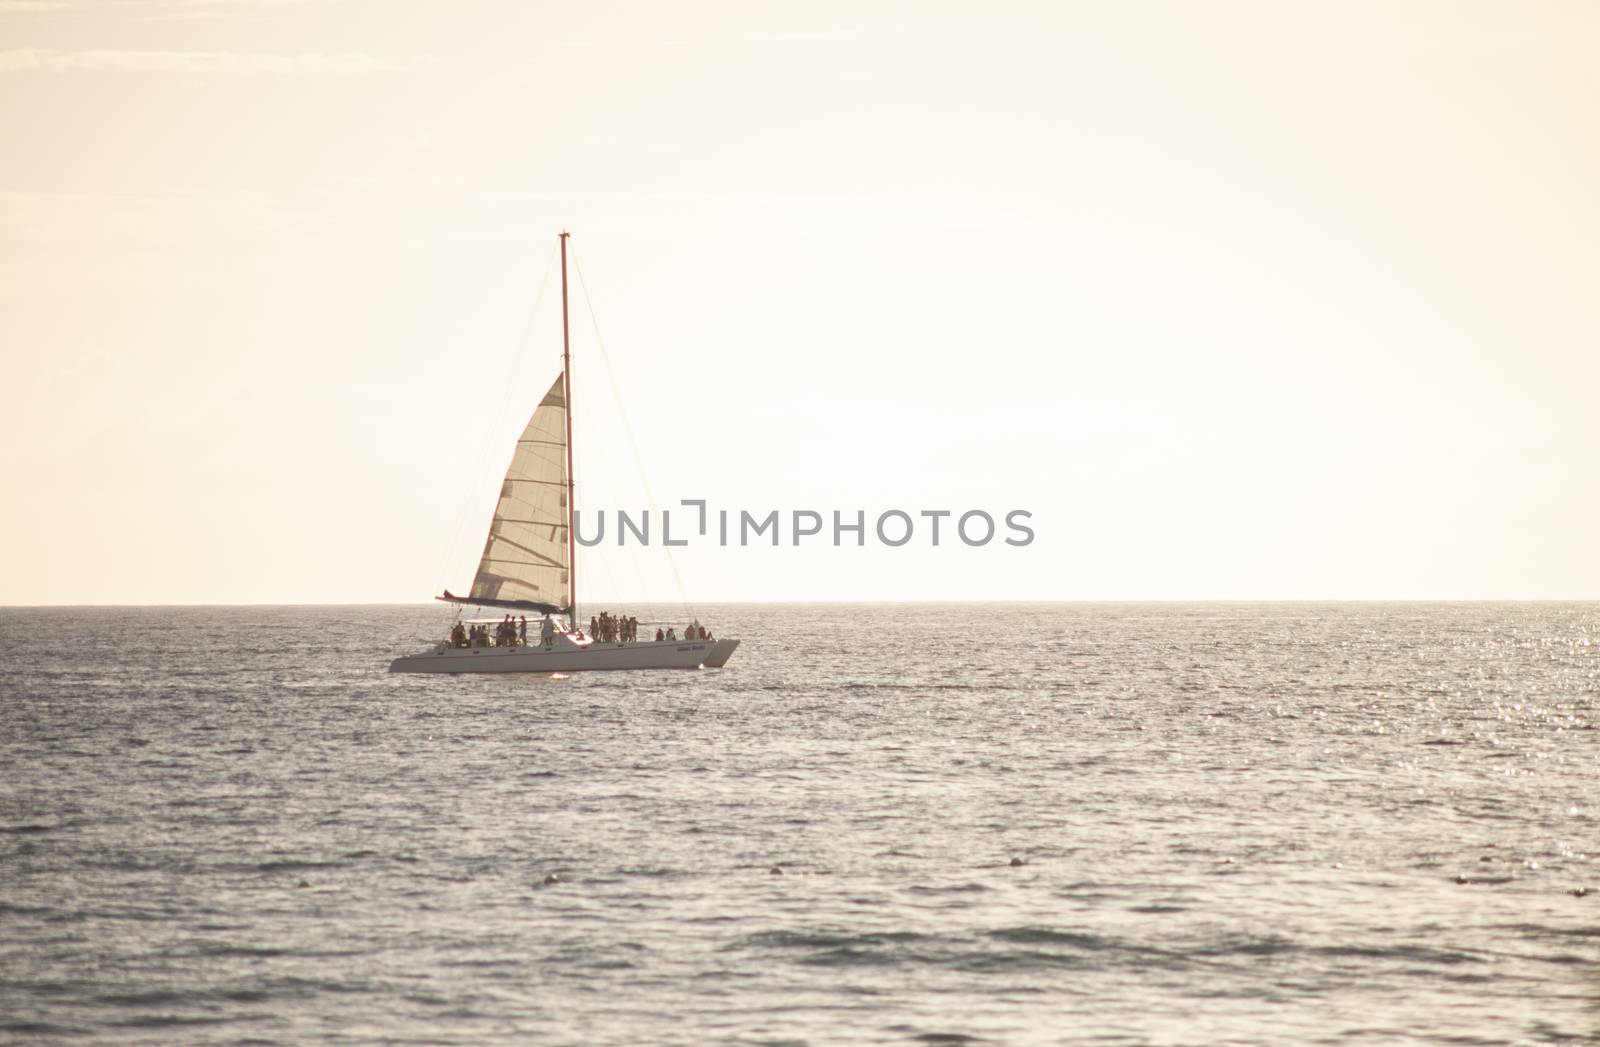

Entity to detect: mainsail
[461,373,571,614]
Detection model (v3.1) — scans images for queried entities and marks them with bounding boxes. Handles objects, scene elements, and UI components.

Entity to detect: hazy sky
[2,0,1597,605]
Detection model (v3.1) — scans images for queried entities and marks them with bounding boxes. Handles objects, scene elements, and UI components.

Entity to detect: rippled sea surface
[1,603,1596,1045]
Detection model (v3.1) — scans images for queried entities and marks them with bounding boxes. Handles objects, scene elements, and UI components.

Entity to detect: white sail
[466,373,570,613]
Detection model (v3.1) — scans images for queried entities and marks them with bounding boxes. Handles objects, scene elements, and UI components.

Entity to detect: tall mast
[560,231,576,627]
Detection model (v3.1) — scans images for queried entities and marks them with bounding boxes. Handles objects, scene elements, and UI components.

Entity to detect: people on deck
[655,627,665,642]
[450,621,467,648]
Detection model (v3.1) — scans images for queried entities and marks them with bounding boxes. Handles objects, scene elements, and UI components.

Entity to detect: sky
[1,0,1597,605]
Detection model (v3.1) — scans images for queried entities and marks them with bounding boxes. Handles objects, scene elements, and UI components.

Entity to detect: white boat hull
[389,637,739,674]
[704,638,738,667]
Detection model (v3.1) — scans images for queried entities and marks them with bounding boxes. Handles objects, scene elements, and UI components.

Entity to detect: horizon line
[4,597,1599,609]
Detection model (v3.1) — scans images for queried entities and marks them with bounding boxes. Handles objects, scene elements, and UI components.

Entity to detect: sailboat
[389,233,739,674]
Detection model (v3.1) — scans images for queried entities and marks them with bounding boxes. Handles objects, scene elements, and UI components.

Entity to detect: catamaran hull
[704,639,739,667]
[388,638,739,674]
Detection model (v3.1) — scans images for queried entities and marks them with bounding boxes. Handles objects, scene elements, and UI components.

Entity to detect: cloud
[0,47,436,74]
[559,29,862,48]
[135,0,334,6]
[119,0,345,21]
[0,0,334,10]
[0,188,537,253]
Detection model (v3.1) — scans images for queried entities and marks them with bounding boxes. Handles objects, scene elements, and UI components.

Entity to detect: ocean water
[0,602,1595,1046]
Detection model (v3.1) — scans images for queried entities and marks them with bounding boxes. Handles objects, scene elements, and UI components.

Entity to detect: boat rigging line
[567,243,697,624]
